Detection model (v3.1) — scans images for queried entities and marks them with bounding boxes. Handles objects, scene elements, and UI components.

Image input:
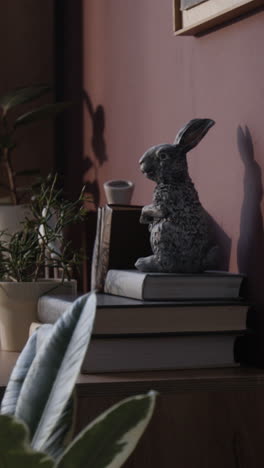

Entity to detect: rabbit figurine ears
[174,118,215,153]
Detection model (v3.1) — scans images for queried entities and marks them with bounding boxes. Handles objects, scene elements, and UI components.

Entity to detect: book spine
[90,207,102,290]
[98,205,113,290]
[94,206,113,292]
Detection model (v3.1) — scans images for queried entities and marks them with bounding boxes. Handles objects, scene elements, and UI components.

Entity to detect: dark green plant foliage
[0,414,54,468]
[0,293,96,459]
[57,393,155,468]
[42,395,75,459]
[14,294,96,451]
[0,85,51,115]
[0,229,40,281]
[0,84,72,204]
[0,392,156,468]
[0,293,156,466]
[14,102,73,128]
[0,173,91,282]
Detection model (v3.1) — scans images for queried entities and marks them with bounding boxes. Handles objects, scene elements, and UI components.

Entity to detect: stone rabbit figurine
[135,118,219,273]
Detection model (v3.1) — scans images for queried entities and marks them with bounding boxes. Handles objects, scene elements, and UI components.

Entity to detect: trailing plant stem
[3,148,17,205]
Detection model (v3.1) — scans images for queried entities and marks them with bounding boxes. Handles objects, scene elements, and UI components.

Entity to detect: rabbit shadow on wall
[204,211,231,271]
[237,125,264,307]
[82,91,108,208]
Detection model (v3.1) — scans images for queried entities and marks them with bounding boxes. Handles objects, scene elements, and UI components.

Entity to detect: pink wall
[83,1,264,303]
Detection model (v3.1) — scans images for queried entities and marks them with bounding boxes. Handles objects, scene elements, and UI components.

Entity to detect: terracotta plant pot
[0,279,77,351]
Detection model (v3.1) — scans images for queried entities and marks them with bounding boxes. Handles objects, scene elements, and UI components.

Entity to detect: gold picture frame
[173,0,263,36]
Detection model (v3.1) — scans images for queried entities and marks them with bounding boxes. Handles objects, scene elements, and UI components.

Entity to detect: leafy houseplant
[0,293,157,467]
[0,174,87,282]
[0,84,71,205]
[0,174,91,351]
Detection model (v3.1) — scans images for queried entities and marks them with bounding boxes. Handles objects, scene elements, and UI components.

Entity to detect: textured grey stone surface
[135,118,219,273]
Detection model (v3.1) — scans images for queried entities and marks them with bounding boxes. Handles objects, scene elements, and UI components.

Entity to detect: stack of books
[35,269,249,373]
[33,203,250,373]
[99,269,248,372]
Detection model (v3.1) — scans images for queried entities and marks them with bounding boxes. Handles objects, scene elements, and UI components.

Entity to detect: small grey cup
[103,179,134,205]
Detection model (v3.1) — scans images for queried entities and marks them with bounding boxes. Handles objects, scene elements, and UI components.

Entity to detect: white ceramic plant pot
[103,179,134,205]
[0,279,77,351]
[0,204,31,240]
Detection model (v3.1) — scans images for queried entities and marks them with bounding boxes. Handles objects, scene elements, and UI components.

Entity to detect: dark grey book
[81,332,242,373]
[37,293,249,335]
[104,269,246,301]
[34,320,243,373]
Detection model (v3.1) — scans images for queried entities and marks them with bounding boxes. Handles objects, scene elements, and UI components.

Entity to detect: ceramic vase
[103,179,134,205]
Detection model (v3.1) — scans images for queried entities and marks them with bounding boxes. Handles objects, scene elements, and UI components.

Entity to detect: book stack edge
[34,285,250,373]
[99,268,249,372]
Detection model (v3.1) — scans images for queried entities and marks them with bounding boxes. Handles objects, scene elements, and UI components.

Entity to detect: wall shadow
[83,91,108,208]
[205,211,232,271]
[237,126,264,293]
[81,92,109,291]
[237,125,264,338]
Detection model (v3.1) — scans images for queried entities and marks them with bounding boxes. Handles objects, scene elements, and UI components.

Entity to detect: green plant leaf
[0,332,38,416]
[14,293,96,453]
[42,394,75,459]
[32,324,76,459]
[35,323,54,347]
[56,391,157,468]
[0,85,51,115]
[0,414,54,468]
[19,324,76,459]
[14,102,73,128]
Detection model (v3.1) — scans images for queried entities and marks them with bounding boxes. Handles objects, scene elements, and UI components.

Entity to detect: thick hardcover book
[37,293,249,335]
[104,269,246,301]
[32,322,242,373]
[81,332,242,373]
[90,205,152,291]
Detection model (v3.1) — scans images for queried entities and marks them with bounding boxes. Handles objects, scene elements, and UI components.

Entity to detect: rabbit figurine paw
[135,118,219,273]
[139,204,164,224]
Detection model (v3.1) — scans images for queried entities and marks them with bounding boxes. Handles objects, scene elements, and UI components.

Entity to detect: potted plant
[0,293,157,467]
[0,84,71,236]
[0,174,90,351]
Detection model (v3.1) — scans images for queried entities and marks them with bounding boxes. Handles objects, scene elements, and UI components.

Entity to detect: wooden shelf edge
[1,351,264,400]
[174,0,264,36]
[76,367,264,397]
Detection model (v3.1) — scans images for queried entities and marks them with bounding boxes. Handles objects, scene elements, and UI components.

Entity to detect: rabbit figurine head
[135,118,219,273]
[139,118,214,184]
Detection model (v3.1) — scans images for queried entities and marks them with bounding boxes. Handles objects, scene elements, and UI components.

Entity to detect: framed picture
[173,0,263,36]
